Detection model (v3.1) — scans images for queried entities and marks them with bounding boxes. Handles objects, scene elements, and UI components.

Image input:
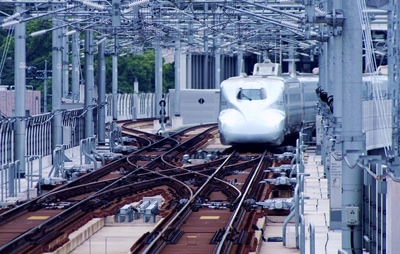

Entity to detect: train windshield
[237,88,267,100]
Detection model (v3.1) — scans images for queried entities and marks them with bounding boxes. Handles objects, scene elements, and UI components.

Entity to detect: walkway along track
[0,122,294,254]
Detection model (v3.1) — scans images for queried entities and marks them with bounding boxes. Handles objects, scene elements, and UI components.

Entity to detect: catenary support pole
[329,0,344,231]
[155,43,163,117]
[214,37,221,89]
[51,5,63,151]
[62,26,69,98]
[112,38,118,121]
[97,40,106,144]
[84,29,94,139]
[14,4,26,177]
[174,40,181,117]
[203,29,209,89]
[341,0,363,253]
[43,60,48,112]
[236,48,243,76]
[71,32,80,102]
[111,0,120,121]
[386,0,400,252]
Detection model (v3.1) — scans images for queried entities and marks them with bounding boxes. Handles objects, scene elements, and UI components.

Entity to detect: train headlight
[219,110,242,126]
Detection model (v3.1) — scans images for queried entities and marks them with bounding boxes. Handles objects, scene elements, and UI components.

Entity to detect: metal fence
[0,93,163,167]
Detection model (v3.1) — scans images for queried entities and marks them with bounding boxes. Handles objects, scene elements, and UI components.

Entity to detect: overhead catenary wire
[357,0,392,157]
[331,150,400,182]
[0,27,14,85]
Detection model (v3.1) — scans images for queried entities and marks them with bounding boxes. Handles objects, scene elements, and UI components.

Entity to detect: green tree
[0,28,14,86]
[163,62,175,92]
[1,19,175,94]
[105,50,175,94]
[25,19,52,91]
[26,19,52,69]
[0,19,52,88]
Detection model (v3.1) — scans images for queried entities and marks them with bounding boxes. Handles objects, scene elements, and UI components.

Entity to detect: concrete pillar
[386,179,400,253]
[329,0,344,231]
[317,41,328,156]
[324,0,334,185]
[341,0,363,252]
[386,0,400,251]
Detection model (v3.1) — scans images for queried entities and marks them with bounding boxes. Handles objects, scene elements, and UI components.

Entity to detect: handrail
[309,223,315,254]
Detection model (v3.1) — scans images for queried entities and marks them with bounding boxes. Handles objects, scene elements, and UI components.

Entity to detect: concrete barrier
[44,218,104,254]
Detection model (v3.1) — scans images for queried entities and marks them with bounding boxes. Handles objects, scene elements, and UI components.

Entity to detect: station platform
[257,149,342,254]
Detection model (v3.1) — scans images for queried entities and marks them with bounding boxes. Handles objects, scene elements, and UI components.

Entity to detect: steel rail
[141,151,236,253]
[214,150,268,254]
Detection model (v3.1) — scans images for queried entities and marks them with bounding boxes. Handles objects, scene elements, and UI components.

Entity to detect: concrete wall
[386,178,400,253]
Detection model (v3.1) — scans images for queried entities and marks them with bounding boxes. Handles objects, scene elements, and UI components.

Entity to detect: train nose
[219,110,286,144]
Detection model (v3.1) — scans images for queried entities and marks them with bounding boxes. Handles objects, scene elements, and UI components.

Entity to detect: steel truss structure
[0,1,387,60]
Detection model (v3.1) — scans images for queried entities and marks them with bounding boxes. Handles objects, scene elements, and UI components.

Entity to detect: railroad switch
[40,177,67,186]
[259,174,296,186]
[255,198,294,210]
[274,152,295,161]
[265,164,293,174]
[245,198,294,210]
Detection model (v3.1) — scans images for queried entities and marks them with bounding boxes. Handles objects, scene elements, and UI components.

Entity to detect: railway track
[130,151,271,254]
[0,122,297,254]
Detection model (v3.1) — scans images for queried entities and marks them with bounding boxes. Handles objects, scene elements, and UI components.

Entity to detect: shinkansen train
[218,61,389,146]
[218,60,320,146]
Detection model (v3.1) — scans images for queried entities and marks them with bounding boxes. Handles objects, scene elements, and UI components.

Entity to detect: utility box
[117,204,133,222]
[144,201,159,223]
[345,206,360,226]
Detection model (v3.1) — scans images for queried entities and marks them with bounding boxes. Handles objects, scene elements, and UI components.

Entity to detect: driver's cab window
[237,88,267,100]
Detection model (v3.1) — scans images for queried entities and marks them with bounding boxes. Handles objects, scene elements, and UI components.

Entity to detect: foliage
[0,20,176,96]
[26,19,52,69]
[0,18,52,87]
[163,61,175,92]
[105,50,175,94]
[0,27,15,86]
[107,50,156,93]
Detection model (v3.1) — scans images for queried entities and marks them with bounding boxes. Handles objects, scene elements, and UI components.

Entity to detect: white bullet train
[218,60,319,146]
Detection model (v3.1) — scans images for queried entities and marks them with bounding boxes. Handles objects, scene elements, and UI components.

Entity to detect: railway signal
[158,95,167,133]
